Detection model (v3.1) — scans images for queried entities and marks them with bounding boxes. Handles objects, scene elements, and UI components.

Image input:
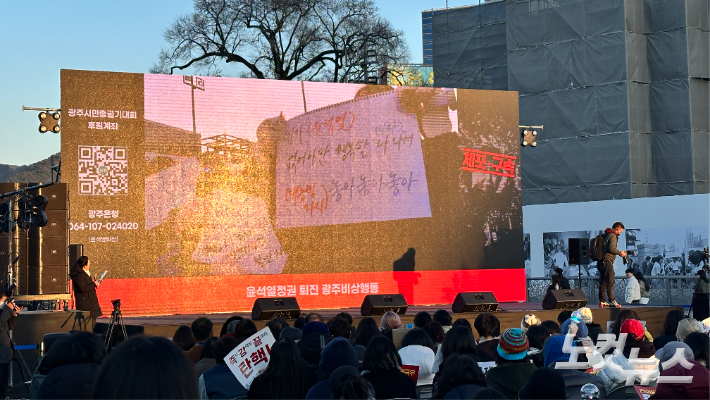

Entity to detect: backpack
[589,234,604,261]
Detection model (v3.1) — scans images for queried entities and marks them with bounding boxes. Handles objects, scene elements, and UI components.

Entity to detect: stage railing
[527,276,698,306]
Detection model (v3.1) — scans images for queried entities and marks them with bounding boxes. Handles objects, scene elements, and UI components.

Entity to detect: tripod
[104,304,127,351]
[8,337,32,396]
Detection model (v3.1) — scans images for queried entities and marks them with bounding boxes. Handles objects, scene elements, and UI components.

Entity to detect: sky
[0,0,479,166]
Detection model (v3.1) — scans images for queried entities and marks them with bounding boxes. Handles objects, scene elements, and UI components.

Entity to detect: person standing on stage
[0,286,21,399]
[598,222,626,308]
[70,256,102,327]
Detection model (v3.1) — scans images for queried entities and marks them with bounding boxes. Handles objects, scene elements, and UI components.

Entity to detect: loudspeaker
[29,265,68,294]
[29,210,69,238]
[452,292,499,313]
[568,238,590,265]
[37,183,68,210]
[28,237,68,266]
[542,289,588,310]
[69,244,84,265]
[360,294,408,316]
[251,297,301,320]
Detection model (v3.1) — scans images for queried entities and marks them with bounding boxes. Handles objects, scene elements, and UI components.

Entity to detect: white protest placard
[225,327,276,389]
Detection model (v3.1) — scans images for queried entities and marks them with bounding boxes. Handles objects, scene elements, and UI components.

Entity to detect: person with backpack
[595,222,627,308]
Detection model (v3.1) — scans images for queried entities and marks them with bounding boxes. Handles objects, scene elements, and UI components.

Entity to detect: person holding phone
[70,256,102,328]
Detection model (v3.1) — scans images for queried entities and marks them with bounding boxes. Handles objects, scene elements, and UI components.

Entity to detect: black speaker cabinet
[37,183,68,210]
[69,244,84,266]
[28,237,68,266]
[542,289,588,310]
[29,264,68,294]
[360,294,408,316]
[452,292,499,313]
[251,297,301,320]
[568,238,590,265]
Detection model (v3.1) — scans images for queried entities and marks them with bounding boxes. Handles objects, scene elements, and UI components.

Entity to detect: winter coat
[622,338,656,359]
[602,229,623,262]
[362,369,418,400]
[442,383,485,399]
[475,338,499,362]
[485,362,537,399]
[306,337,359,400]
[199,363,248,400]
[694,278,710,293]
[547,364,607,399]
[37,363,99,399]
[653,335,676,352]
[625,276,641,303]
[653,359,710,399]
[398,344,436,385]
[70,269,102,319]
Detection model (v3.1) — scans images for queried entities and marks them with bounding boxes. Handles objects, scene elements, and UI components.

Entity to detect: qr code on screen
[78,146,128,195]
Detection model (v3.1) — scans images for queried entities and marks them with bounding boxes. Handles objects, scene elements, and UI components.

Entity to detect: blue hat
[302,321,329,338]
[496,328,529,361]
[560,318,588,338]
[319,337,359,378]
[543,335,569,367]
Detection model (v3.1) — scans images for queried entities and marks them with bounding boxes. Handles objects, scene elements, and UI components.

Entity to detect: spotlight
[38,111,60,133]
[520,126,542,147]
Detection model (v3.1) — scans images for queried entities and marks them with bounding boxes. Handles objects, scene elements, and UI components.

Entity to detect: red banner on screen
[94,269,525,316]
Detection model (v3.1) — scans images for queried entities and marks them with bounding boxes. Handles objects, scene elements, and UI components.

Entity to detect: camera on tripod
[111,299,121,310]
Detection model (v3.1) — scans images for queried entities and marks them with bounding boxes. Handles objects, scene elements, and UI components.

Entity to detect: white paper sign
[225,327,276,389]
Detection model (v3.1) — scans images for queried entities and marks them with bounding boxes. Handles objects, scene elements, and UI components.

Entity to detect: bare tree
[151,0,409,81]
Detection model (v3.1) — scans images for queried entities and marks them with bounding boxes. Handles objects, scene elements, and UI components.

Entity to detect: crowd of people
[20,305,710,399]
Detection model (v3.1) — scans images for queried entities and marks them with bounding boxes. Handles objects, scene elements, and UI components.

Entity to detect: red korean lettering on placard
[461,148,516,178]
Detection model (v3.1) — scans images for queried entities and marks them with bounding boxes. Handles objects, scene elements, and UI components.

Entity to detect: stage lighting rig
[22,106,61,133]
[520,125,543,147]
[0,202,14,233]
[17,194,48,229]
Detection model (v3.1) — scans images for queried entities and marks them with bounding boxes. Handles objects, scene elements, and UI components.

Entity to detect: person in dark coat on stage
[0,286,21,400]
[70,256,102,326]
[548,268,571,291]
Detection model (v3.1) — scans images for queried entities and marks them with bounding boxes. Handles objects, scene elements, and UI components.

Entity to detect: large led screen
[61,70,525,315]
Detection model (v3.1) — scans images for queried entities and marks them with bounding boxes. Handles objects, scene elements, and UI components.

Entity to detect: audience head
[625,268,634,276]
[302,321,330,338]
[47,331,106,369]
[190,317,213,342]
[172,325,195,352]
[362,336,402,373]
[676,318,702,341]
[525,325,549,350]
[212,335,238,364]
[561,318,589,338]
[540,320,560,335]
[441,325,477,360]
[305,312,323,322]
[380,311,403,331]
[634,271,646,283]
[543,334,569,367]
[426,321,445,344]
[279,326,302,341]
[432,353,486,399]
[554,267,563,275]
[413,311,432,328]
[330,365,374,399]
[93,336,198,399]
[576,307,594,325]
[521,314,541,332]
[319,337,359,378]
[226,319,241,335]
[496,328,529,363]
[473,388,506,399]
[220,315,243,337]
[260,337,312,397]
[620,319,644,342]
[518,368,566,399]
[201,337,215,359]
[662,309,685,336]
[452,318,472,330]
[294,316,307,329]
[233,319,258,344]
[328,317,352,339]
[557,310,572,326]
[473,312,500,339]
[612,309,640,337]
[266,318,289,340]
[335,312,353,326]
[655,341,693,365]
[353,317,381,347]
[433,309,452,327]
[684,332,709,367]
[401,327,436,352]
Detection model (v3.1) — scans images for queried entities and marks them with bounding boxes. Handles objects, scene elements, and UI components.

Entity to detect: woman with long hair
[634,271,651,304]
[654,309,685,350]
[70,256,102,327]
[361,336,417,400]
[431,353,486,399]
[247,337,320,399]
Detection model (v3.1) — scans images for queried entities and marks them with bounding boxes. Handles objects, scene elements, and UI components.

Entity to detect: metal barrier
[527,276,698,306]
